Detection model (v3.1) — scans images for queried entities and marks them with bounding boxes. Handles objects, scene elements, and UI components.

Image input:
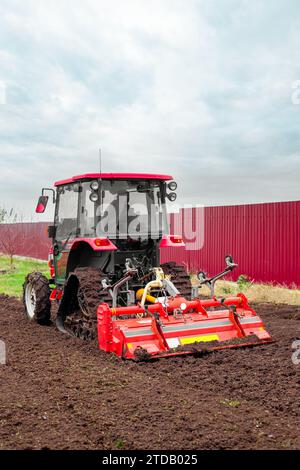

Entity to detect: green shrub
[237,274,251,292]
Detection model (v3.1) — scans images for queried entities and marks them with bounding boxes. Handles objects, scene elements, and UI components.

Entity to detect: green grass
[191,274,300,305]
[0,255,49,297]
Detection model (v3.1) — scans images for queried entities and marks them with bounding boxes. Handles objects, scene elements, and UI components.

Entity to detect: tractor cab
[36,173,182,284]
[62,177,170,241]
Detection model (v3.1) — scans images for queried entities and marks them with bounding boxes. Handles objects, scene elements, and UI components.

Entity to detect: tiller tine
[97,293,273,360]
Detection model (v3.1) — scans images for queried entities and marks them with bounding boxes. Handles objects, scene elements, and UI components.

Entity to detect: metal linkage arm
[197,255,238,297]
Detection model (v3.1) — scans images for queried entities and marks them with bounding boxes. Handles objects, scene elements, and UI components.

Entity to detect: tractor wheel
[160,262,192,299]
[23,272,51,324]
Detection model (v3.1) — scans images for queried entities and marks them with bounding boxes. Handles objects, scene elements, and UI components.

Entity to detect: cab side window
[55,184,79,241]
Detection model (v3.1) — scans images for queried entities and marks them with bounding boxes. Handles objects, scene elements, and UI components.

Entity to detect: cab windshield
[79,179,169,240]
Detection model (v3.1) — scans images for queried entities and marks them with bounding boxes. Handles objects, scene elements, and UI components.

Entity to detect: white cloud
[0,81,6,105]
[0,0,300,219]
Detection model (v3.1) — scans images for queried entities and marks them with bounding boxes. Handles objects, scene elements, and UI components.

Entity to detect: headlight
[90,180,99,191]
[89,192,99,203]
[167,192,177,202]
[168,181,177,191]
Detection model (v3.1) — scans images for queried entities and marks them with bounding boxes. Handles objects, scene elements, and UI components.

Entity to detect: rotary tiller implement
[97,293,272,360]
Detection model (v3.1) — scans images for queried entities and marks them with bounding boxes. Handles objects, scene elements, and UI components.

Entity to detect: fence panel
[161,201,300,287]
[0,222,50,261]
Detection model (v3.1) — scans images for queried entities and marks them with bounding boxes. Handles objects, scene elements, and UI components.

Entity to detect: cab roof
[55,173,173,187]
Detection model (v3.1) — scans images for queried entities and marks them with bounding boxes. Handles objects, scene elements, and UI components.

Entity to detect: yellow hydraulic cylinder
[136,288,157,304]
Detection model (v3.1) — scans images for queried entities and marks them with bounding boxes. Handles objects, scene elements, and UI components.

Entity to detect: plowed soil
[0,294,299,450]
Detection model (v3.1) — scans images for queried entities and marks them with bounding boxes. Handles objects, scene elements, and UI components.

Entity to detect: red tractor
[23,173,272,359]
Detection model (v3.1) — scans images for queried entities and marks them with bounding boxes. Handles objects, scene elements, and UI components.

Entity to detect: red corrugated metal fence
[161,201,300,287]
[0,201,299,286]
[0,222,50,261]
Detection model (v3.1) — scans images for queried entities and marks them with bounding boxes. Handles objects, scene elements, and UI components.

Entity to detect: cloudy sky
[0,0,300,220]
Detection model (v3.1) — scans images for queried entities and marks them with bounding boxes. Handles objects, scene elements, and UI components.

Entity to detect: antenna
[99,148,103,212]
[99,148,102,180]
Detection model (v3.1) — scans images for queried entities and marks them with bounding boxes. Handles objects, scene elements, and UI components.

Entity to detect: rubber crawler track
[60,267,111,341]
